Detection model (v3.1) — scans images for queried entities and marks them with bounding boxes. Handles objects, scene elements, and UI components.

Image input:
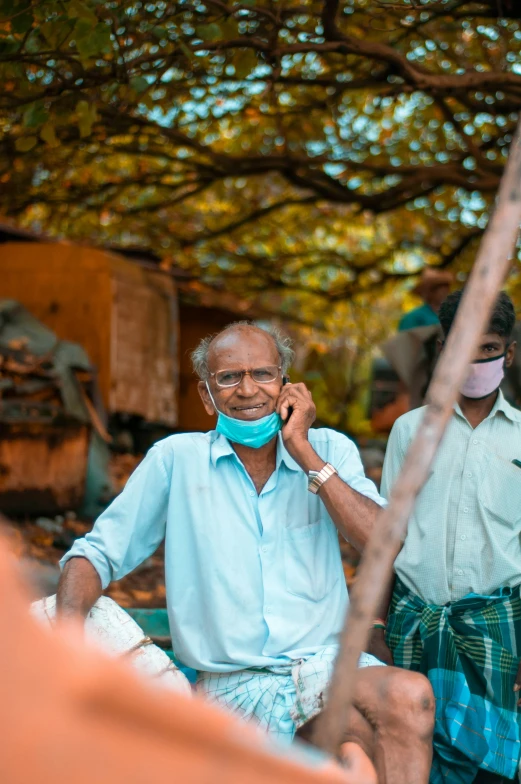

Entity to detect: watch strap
[308,462,338,494]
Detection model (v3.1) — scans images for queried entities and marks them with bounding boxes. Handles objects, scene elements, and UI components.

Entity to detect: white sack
[31,594,192,697]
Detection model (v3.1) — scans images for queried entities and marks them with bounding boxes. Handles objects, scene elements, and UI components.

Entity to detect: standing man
[57,321,434,782]
[381,290,521,784]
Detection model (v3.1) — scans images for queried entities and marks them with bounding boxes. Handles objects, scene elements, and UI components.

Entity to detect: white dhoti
[197,646,384,743]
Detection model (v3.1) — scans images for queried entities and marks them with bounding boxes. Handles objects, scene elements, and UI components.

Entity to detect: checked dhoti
[197,647,384,743]
[387,578,521,784]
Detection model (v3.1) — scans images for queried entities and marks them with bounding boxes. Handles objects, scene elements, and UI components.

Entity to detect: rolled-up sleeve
[334,436,387,507]
[60,444,171,589]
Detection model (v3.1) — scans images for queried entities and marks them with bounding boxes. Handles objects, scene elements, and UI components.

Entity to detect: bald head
[207,325,278,374]
[191,321,294,381]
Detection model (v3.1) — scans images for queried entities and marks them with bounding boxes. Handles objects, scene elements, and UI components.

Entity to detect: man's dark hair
[438,289,516,340]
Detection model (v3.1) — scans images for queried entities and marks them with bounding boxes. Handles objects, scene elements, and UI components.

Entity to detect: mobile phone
[282,376,293,420]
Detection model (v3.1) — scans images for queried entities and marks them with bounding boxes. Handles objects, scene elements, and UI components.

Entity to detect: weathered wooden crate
[0,242,179,427]
[0,419,90,515]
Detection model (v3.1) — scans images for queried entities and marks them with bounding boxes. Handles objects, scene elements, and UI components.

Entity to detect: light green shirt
[381,390,521,605]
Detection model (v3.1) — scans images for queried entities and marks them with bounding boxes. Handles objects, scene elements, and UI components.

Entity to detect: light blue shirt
[61,429,384,673]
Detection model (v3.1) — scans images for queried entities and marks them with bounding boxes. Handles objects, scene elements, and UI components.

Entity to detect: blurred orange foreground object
[0,542,375,784]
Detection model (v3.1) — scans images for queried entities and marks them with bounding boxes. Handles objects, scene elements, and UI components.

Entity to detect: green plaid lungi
[387,578,521,784]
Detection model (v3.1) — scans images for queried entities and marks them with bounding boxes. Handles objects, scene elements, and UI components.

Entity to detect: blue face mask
[206,383,282,448]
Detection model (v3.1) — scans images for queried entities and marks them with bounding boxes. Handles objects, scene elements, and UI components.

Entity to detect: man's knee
[381,669,434,738]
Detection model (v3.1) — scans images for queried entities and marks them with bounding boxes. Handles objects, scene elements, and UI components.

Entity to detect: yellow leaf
[15,136,37,152]
[76,100,98,138]
[40,123,59,147]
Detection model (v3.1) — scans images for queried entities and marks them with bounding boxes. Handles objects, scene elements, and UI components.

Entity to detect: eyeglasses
[209,365,281,388]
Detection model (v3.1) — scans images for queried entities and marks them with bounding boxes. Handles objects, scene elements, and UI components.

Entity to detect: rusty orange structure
[1,242,179,426]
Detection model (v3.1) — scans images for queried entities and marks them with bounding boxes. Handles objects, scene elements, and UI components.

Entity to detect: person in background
[359,446,386,492]
[380,290,521,784]
[398,268,453,331]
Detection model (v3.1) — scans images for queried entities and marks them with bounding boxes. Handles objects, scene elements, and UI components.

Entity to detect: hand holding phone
[276,380,317,460]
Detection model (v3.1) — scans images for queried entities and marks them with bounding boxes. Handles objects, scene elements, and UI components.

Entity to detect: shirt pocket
[284,520,340,601]
[478,453,521,528]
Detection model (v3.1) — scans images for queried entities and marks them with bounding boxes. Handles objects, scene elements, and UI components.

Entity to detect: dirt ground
[1,515,166,608]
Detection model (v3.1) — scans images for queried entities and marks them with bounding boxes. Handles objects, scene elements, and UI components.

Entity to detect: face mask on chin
[460,352,506,400]
[206,383,282,448]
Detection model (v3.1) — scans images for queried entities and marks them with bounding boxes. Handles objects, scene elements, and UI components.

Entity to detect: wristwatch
[308,463,338,494]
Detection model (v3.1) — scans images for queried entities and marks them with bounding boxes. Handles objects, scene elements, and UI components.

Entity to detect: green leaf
[76,99,98,137]
[40,122,59,147]
[74,20,111,60]
[4,0,33,35]
[15,136,38,152]
[0,40,21,55]
[24,32,42,53]
[23,100,48,128]
[0,0,27,12]
[92,20,112,51]
[67,0,98,23]
[195,24,222,42]
[40,19,73,49]
[234,49,258,80]
[130,75,149,94]
[150,25,166,40]
[12,9,33,34]
[178,41,194,61]
[219,18,238,39]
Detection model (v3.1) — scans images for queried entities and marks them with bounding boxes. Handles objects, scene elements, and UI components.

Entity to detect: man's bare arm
[314,471,381,552]
[56,557,103,621]
[277,382,383,552]
[366,573,395,665]
[282,434,382,551]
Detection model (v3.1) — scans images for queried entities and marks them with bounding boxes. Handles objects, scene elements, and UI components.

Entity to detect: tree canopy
[0,0,520,327]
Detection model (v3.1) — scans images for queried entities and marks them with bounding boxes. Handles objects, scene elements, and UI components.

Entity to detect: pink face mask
[460,353,506,399]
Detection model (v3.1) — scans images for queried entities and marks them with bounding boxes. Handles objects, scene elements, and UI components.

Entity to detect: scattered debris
[0,300,109,515]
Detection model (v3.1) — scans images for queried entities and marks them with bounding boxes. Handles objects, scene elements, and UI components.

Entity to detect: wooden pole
[312,120,521,756]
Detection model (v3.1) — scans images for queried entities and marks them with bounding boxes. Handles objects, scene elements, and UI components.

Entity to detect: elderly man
[57,322,433,781]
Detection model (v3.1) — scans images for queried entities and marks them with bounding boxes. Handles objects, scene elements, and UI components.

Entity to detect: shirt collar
[492,389,521,422]
[453,389,521,424]
[209,430,301,471]
[276,432,301,472]
[209,431,235,466]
